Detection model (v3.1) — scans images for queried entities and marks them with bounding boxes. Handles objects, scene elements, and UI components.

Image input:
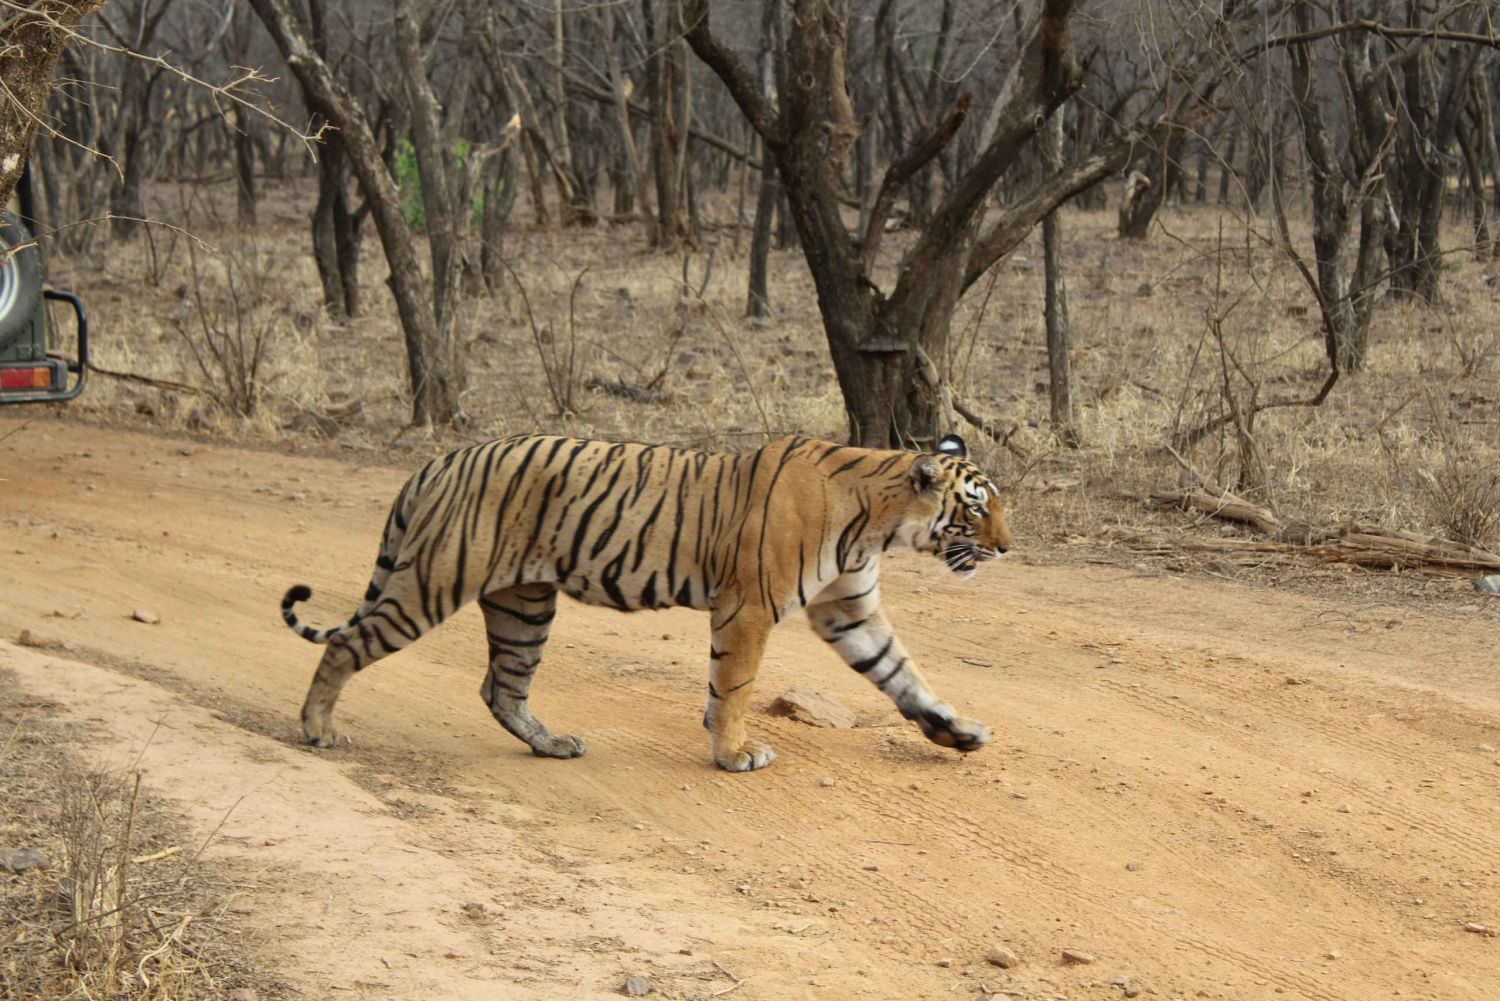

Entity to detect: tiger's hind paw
[919,711,989,753]
[303,722,339,749]
[530,733,587,759]
[715,740,777,772]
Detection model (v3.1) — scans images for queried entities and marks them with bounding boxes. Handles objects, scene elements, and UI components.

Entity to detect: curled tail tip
[283,584,313,607]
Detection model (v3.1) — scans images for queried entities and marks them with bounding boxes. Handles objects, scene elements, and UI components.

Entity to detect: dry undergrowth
[34,177,1500,561]
[0,669,269,1000]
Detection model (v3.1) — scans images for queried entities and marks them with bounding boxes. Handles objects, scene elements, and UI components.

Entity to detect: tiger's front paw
[715,740,777,772]
[917,709,989,753]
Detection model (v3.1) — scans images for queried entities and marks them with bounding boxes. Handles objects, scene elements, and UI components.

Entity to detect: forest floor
[2,416,1498,1000]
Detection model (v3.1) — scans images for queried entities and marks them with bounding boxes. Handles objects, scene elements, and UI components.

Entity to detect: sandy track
[2,416,1497,1000]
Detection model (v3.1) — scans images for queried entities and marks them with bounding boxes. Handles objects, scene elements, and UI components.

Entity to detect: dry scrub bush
[0,710,241,999]
[1380,395,1500,549]
[174,238,289,417]
[1413,405,1500,549]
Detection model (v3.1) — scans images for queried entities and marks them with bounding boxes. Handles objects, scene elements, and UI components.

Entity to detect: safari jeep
[0,168,88,405]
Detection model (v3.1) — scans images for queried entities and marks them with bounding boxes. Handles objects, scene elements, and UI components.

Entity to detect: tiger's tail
[280,475,418,645]
[281,584,345,643]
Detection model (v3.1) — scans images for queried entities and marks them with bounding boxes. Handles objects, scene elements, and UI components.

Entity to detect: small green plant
[395,137,488,231]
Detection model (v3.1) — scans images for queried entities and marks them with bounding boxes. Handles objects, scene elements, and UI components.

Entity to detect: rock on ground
[767,685,855,729]
[986,946,1019,969]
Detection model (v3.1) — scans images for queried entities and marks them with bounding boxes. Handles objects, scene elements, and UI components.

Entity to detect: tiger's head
[902,434,1013,579]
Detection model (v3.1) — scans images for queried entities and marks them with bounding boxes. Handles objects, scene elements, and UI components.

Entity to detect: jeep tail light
[0,367,52,389]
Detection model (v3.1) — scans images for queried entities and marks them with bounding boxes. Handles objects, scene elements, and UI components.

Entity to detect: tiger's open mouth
[941,543,981,576]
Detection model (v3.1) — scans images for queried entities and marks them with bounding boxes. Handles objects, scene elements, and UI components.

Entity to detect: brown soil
[3,416,1498,1000]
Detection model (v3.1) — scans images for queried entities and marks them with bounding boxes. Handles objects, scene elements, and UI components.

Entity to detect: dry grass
[34,176,1500,561]
[0,670,269,999]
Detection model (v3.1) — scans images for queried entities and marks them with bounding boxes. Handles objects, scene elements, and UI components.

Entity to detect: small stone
[820,777,836,788]
[1394,712,1412,721]
[132,609,160,625]
[1324,950,1341,960]
[228,990,259,1001]
[1464,923,1491,934]
[1061,949,1096,965]
[1479,744,1496,753]
[768,686,856,729]
[862,864,879,871]
[937,958,954,968]
[178,445,196,457]
[1205,557,1238,578]
[1338,804,1351,813]
[1,848,49,873]
[1012,791,1028,799]
[1458,604,1481,614]
[623,975,650,996]
[1125,986,1141,998]
[1126,861,1143,871]
[16,629,63,649]
[1475,575,1500,594]
[986,946,1019,969]
[1110,657,1126,665]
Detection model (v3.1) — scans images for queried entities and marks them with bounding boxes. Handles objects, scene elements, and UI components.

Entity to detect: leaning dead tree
[686,0,1166,448]
[0,1,113,208]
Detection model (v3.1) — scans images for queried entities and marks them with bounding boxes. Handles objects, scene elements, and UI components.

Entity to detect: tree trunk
[1456,116,1490,258]
[1040,111,1074,444]
[1218,123,1237,203]
[482,145,519,295]
[644,0,678,249]
[311,134,346,315]
[746,150,776,317]
[234,103,257,227]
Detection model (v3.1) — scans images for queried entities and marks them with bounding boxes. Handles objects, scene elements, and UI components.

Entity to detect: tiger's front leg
[702,600,777,772]
[807,569,989,753]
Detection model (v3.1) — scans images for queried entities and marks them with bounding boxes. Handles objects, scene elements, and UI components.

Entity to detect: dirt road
[2,415,1497,1000]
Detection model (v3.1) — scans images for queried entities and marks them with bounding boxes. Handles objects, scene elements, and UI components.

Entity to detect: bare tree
[687,0,1166,447]
[249,0,468,427]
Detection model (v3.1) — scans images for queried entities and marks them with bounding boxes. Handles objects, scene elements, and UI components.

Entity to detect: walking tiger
[281,432,1011,771]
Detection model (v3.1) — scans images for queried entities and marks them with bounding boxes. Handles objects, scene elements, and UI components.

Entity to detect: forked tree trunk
[689,0,1156,446]
[1288,5,1356,368]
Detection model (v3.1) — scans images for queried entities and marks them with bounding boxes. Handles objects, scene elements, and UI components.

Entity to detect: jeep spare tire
[0,212,43,353]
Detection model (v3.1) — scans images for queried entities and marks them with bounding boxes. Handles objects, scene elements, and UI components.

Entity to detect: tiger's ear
[910,458,942,494]
[934,434,967,459]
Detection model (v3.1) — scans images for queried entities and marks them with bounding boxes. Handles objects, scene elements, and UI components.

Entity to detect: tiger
[280,432,1012,772]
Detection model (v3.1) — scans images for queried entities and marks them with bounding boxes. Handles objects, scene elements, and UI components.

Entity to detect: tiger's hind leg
[478,583,585,759]
[301,566,439,748]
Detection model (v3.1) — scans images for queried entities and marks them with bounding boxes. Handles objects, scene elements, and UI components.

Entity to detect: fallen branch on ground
[1149,487,1282,535]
